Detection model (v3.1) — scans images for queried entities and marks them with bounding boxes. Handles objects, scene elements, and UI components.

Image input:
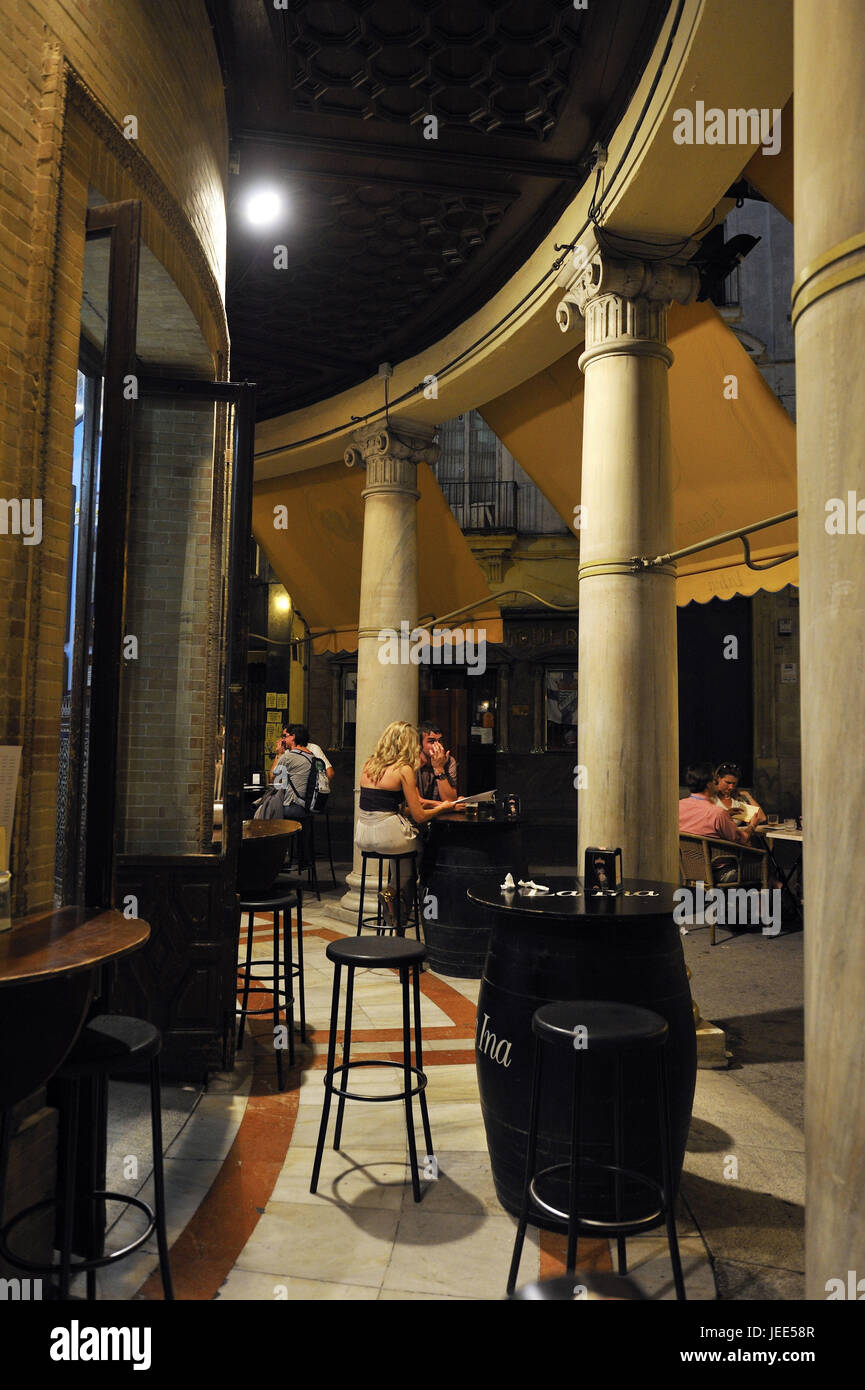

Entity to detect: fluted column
[337,420,438,919]
[558,250,698,881]
[794,0,865,1299]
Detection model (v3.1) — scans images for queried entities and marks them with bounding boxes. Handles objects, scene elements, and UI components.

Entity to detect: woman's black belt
[359,788,403,812]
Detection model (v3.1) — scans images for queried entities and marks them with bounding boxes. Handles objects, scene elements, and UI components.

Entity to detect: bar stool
[0,1014,173,1301]
[310,935,433,1202]
[282,816,320,901]
[356,849,421,939]
[507,999,686,1300]
[237,884,304,1091]
[311,800,337,889]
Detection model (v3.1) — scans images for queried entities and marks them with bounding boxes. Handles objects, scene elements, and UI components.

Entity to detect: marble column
[337,420,438,922]
[794,0,865,1299]
[557,251,698,881]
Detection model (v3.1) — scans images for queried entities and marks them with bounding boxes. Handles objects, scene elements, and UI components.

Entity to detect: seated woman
[356,720,459,924]
[712,761,767,827]
[678,762,752,884]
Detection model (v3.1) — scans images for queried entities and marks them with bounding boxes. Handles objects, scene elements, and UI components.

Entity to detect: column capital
[345,418,438,496]
[555,247,699,368]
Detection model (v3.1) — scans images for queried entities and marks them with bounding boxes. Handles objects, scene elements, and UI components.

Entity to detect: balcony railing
[437,481,568,536]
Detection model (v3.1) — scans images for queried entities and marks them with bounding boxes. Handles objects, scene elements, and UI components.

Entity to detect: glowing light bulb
[245,188,283,227]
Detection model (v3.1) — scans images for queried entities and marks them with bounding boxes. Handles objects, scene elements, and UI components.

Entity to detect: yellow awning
[481,299,798,604]
[743,96,794,223]
[252,461,502,654]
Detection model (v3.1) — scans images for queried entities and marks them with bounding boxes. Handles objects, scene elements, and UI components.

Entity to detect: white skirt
[354,809,418,855]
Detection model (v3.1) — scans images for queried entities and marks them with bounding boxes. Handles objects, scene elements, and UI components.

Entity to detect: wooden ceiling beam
[235,128,588,182]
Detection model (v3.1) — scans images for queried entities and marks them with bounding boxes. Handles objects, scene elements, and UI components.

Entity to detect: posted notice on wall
[0,746,22,871]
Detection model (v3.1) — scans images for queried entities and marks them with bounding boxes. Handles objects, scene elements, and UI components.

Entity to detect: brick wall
[0,1,227,913]
[116,401,218,853]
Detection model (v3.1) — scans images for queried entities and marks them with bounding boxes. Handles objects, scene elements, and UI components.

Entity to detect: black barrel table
[420,811,528,978]
[466,878,696,1231]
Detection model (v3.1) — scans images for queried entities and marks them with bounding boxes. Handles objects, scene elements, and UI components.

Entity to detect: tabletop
[755,825,803,843]
[213,818,302,844]
[0,907,150,988]
[241,818,301,840]
[467,875,680,919]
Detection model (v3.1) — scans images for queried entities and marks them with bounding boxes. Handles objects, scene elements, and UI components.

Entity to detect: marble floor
[77,877,802,1302]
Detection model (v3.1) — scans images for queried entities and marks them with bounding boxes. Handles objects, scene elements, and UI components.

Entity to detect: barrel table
[421,811,528,977]
[466,878,696,1230]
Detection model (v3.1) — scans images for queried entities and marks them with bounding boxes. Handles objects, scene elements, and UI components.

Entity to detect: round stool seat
[360,849,419,861]
[327,935,426,970]
[238,886,299,910]
[58,1015,162,1079]
[508,1271,646,1300]
[532,1000,669,1051]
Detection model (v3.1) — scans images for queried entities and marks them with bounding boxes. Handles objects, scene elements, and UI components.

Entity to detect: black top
[467,876,679,919]
[359,786,403,812]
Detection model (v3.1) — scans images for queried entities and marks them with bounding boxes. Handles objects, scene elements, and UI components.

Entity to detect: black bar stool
[311,800,337,889]
[283,817,320,901]
[237,885,304,1091]
[356,849,421,938]
[310,935,433,1202]
[507,999,686,1300]
[0,1015,173,1301]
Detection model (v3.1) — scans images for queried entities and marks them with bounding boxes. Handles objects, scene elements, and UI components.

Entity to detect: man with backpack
[271,723,321,820]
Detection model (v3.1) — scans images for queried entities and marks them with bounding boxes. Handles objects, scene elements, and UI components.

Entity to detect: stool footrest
[359,917,416,935]
[529,1158,665,1231]
[324,1058,428,1104]
[0,1191,156,1276]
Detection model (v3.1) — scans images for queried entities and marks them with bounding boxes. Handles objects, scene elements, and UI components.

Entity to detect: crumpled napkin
[518,879,550,894]
[500,872,516,891]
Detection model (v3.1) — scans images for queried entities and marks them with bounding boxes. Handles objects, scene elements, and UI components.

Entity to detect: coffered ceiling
[206,0,670,418]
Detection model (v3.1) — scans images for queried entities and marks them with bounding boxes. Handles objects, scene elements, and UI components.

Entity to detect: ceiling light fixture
[244,187,284,228]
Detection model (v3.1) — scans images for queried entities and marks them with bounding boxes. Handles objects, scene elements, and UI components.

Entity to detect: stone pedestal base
[696,1021,729,1069]
[337,870,381,930]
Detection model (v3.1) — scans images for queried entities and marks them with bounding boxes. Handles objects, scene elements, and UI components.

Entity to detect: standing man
[417,720,458,802]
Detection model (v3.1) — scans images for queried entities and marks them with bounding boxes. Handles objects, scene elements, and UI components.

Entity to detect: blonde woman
[356,721,459,924]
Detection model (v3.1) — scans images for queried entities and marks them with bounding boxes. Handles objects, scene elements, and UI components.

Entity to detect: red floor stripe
[138,924,483,1298]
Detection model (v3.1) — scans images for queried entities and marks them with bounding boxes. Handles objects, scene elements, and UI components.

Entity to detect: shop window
[545,669,578,750]
[341,669,357,748]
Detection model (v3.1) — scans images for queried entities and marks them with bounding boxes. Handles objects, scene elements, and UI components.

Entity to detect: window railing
[437,481,568,535]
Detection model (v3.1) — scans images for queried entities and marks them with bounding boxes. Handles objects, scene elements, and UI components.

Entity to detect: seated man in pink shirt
[679,762,753,882]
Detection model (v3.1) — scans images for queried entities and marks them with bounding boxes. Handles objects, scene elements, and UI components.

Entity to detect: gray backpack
[252,786,287,820]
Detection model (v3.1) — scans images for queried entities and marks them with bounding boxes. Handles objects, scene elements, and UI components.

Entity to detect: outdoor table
[465,877,696,1228]
[212,818,302,894]
[0,907,150,1124]
[754,824,803,920]
[421,808,528,977]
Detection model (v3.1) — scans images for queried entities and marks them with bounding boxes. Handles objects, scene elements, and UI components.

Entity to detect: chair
[280,763,323,900]
[310,797,337,889]
[0,1015,173,1301]
[356,850,421,939]
[678,833,770,945]
[309,935,433,1203]
[507,1000,685,1300]
[236,824,305,1091]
